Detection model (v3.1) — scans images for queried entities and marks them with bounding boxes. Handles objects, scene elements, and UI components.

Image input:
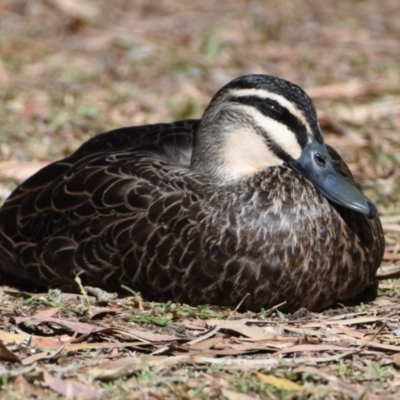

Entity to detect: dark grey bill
[287,135,377,219]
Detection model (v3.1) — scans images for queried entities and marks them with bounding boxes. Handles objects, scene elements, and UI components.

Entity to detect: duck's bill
[287,135,377,219]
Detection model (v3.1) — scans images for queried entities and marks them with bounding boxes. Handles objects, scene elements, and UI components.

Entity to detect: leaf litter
[1,285,400,398]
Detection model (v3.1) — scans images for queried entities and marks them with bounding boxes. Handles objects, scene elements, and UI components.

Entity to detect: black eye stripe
[229,95,282,114]
[253,123,292,162]
[229,95,308,148]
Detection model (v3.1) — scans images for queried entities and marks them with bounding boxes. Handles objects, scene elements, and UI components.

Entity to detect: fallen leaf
[99,327,180,343]
[0,330,70,350]
[182,318,207,331]
[220,388,258,400]
[376,265,400,279]
[255,372,302,391]
[71,356,148,380]
[302,316,390,328]
[0,340,22,363]
[183,337,288,356]
[64,341,147,353]
[42,369,103,399]
[206,319,280,340]
[382,252,400,261]
[334,325,367,339]
[188,355,281,370]
[32,307,61,319]
[294,367,364,398]
[13,375,46,398]
[13,316,96,334]
[277,344,351,355]
[12,317,180,343]
[393,353,400,367]
[355,340,400,353]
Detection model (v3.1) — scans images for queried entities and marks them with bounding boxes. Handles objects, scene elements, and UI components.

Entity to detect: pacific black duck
[0,74,384,311]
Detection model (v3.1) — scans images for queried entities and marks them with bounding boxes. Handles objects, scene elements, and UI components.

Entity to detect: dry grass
[0,0,400,398]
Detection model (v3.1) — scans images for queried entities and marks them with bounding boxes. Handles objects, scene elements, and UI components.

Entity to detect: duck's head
[191,74,377,219]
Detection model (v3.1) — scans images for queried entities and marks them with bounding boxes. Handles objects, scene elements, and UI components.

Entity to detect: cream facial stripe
[228,88,313,136]
[242,106,302,160]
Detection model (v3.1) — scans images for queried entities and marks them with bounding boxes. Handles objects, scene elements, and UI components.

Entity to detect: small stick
[74,272,89,301]
[227,293,250,320]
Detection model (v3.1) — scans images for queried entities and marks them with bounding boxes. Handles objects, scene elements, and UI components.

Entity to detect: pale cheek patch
[222,127,283,181]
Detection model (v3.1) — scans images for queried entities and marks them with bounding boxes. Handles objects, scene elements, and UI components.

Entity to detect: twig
[74,272,89,301]
[227,293,250,320]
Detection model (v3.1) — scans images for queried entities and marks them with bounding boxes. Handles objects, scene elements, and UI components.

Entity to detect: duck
[0,74,384,312]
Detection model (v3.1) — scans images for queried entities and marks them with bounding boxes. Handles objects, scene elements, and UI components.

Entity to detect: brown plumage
[0,74,384,311]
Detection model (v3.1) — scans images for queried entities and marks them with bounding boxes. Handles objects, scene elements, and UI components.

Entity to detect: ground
[0,0,400,399]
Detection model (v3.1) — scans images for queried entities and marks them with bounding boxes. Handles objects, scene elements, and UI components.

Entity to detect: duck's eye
[314,153,327,168]
[262,101,282,115]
